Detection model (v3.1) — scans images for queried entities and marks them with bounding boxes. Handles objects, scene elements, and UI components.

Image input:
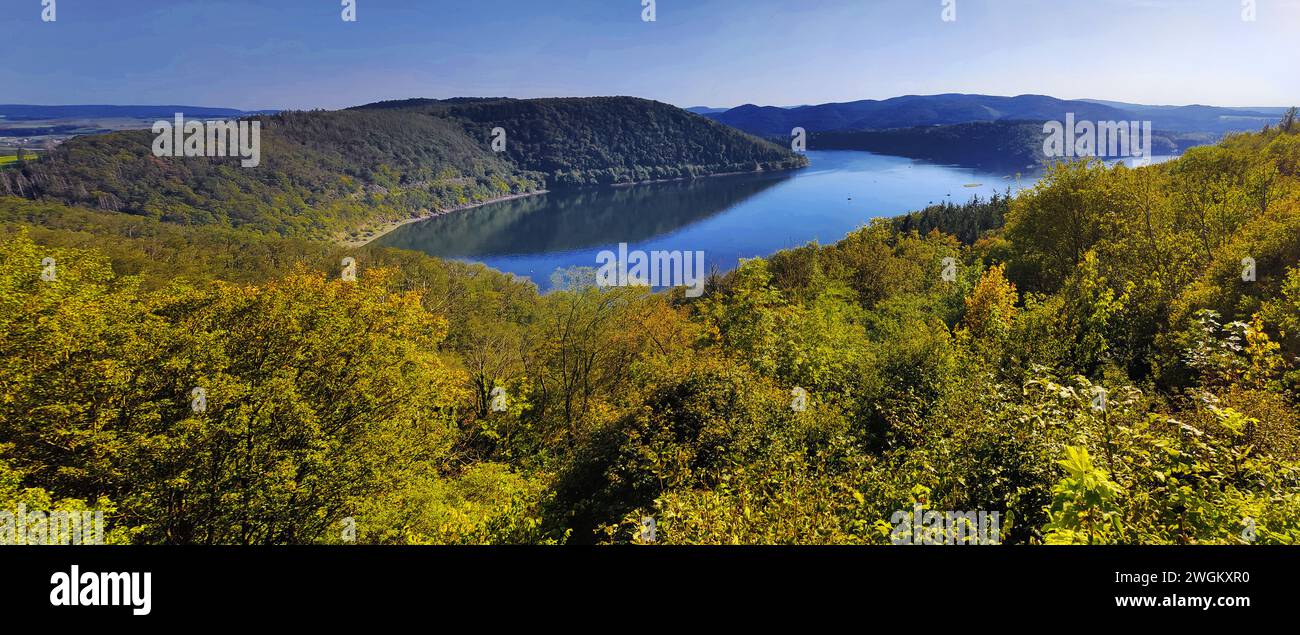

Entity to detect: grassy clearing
[0,153,37,167]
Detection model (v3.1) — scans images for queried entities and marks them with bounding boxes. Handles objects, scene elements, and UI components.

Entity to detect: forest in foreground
[2,117,1300,544]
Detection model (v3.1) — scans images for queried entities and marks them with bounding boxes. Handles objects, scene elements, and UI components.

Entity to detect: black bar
[1,546,1287,623]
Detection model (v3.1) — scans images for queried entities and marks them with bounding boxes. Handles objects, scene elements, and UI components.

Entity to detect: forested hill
[352,97,808,186]
[0,97,805,241]
[0,107,536,240]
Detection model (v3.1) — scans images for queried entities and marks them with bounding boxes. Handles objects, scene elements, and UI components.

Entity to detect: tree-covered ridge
[2,124,1299,545]
[0,107,538,241]
[377,97,810,187]
[0,98,806,241]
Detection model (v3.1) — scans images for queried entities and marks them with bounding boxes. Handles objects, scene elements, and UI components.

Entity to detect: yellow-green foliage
[2,124,1300,544]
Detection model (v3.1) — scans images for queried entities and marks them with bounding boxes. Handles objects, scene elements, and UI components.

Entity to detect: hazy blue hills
[1077,99,1284,133]
[807,120,1211,172]
[704,93,1286,136]
[0,105,283,148]
[0,105,278,121]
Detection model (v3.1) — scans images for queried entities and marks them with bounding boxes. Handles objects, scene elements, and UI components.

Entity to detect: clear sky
[4,0,1298,110]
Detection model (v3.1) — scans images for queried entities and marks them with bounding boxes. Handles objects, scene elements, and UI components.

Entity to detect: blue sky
[4,0,1298,110]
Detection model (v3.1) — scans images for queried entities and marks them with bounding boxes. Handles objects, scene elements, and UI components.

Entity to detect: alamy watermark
[889,504,1002,545]
[490,386,508,412]
[1091,386,1108,412]
[941,256,958,282]
[790,387,808,412]
[50,565,151,616]
[596,243,706,297]
[2,505,105,545]
[1043,113,1152,162]
[152,113,261,167]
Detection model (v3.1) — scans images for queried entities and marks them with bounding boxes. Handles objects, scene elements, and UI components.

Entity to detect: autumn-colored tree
[962,263,1018,340]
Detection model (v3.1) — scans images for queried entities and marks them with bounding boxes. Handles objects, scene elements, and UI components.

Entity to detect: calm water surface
[376,150,1164,290]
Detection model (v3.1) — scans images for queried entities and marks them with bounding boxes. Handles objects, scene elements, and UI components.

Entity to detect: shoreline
[340,163,808,248]
[340,190,547,248]
[608,164,807,188]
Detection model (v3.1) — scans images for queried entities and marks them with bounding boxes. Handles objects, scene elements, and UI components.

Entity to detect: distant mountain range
[1080,99,1293,117]
[0,105,279,121]
[701,94,1286,137]
[5,95,1289,180]
[0,105,285,147]
[806,120,1214,172]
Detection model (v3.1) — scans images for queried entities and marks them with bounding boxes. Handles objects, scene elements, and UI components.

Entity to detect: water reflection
[377,171,794,258]
[377,150,1040,290]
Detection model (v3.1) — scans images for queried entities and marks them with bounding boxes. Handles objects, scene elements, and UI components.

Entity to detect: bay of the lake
[376,150,1167,290]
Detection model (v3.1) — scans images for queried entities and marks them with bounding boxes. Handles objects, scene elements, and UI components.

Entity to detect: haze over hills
[1074,99,1285,133]
[806,120,1207,172]
[0,104,285,155]
[694,93,1291,171]
[0,105,278,120]
[1080,99,1293,116]
[685,107,729,115]
[703,94,1287,137]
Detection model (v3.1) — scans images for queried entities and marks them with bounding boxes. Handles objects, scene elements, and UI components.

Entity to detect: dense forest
[891,192,1011,244]
[358,98,809,187]
[0,98,805,242]
[2,119,1300,545]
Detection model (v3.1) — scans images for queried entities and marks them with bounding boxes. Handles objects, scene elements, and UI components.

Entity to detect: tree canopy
[2,122,1300,545]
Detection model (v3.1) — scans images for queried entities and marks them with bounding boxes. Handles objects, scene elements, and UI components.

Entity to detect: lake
[374,150,1161,290]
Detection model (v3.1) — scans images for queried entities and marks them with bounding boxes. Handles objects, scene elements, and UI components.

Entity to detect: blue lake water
[375,150,1163,290]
